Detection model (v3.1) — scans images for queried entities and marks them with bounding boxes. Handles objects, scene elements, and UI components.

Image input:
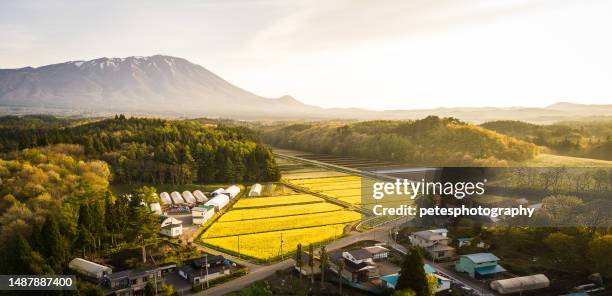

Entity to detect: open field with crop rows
[218,202,344,222]
[232,194,323,209]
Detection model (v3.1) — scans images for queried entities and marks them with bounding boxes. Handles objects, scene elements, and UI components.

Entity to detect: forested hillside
[0,145,158,282]
[0,115,280,184]
[482,120,612,160]
[262,116,538,166]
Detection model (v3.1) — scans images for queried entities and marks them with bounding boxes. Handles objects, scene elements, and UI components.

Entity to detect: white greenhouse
[182,191,196,204]
[224,185,241,198]
[159,192,172,205]
[170,191,185,204]
[193,190,208,202]
[211,188,224,196]
[69,258,112,279]
[249,183,262,197]
[490,274,550,295]
[205,194,230,212]
[149,202,162,215]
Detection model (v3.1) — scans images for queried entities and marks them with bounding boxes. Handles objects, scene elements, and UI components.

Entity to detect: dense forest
[261,116,538,166]
[482,120,612,160]
[0,115,280,184]
[0,145,158,291]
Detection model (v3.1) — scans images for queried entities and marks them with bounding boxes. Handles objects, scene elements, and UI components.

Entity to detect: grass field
[522,153,612,167]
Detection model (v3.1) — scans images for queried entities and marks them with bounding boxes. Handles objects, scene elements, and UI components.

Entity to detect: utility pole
[280,232,284,261]
[205,254,209,288]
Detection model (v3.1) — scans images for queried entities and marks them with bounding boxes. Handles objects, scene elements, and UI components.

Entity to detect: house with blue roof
[455,253,506,278]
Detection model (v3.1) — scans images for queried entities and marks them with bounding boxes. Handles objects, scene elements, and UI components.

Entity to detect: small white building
[150,202,162,215]
[248,184,262,197]
[224,185,241,198]
[182,191,196,204]
[159,192,172,205]
[192,205,215,225]
[69,258,112,279]
[205,194,230,212]
[170,191,185,205]
[159,217,183,238]
[490,274,550,294]
[193,190,208,202]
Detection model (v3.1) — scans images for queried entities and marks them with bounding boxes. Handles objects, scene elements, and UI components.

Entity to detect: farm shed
[205,194,230,211]
[159,216,183,237]
[193,190,208,202]
[159,192,172,205]
[149,202,162,215]
[182,191,196,204]
[249,184,262,197]
[490,274,550,294]
[224,185,241,198]
[192,205,215,225]
[69,258,112,279]
[170,191,185,204]
[211,188,224,196]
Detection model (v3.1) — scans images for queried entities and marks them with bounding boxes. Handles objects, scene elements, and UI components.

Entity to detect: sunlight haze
[1,0,610,110]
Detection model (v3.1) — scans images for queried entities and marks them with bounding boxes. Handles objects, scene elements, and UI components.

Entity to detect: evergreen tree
[396,247,430,296]
[308,244,315,285]
[295,243,303,279]
[41,215,65,272]
[320,246,329,286]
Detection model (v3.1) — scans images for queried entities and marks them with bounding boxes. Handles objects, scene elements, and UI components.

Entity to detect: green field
[522,153,612,167]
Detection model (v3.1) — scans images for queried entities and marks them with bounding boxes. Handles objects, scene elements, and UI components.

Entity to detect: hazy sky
[1,0,611,110]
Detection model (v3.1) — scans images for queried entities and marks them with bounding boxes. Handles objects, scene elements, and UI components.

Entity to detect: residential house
[455,253,506,278]
[103,264,173,296]
[409,229,455,260]
[179,255,228,285]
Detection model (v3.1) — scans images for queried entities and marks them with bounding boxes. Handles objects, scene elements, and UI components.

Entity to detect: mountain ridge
[1,55,611,123]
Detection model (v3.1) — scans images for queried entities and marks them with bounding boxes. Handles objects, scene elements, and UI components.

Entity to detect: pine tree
[396,247,430,296]
[41,215,64,273]
[338,258,345,295]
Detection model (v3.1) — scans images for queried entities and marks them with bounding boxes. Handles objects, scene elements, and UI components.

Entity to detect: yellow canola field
[290,176,362,186]
[203,210,361,238]
[203,225,344,260]
[218,202,344,222]
[232,194,323,209]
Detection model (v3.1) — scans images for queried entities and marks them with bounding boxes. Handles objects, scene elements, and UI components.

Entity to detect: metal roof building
[69,258,112,279]
[490,274,550,294]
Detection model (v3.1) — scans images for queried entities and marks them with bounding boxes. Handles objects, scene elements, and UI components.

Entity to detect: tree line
[0,115,280,184]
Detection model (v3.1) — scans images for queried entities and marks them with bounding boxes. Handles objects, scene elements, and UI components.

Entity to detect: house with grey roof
[409,229,455,260]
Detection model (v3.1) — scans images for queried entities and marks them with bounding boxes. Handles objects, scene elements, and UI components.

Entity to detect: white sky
[1,0,611,110]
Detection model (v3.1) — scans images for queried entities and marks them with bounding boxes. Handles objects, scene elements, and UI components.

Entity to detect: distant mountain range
[1,55,611,123]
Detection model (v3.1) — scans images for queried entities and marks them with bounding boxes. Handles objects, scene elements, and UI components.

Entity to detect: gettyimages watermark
[360,167,612,227]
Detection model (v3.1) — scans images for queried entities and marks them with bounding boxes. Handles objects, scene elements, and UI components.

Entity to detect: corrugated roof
[463,253,499,263]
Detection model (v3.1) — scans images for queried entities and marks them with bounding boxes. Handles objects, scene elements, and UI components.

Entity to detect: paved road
[203,259,295,296]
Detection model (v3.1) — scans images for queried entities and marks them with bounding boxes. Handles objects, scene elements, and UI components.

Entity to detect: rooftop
[463,253,500,263]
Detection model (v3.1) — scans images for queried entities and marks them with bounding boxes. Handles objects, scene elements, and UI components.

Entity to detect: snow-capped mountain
[0,55,318,117]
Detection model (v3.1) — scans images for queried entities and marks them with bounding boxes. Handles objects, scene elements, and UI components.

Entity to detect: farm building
[249,184,262,197]
[490,274,550,294]
[455,253,506,278]
[68,258,112,280]
[182,191,196,204]
[178,255,228,284]
[224,185,241,198]
[192,205,215,225]
[193,190,208,202]
[211,188,224,196]
[170,191,185,204]
[159,192,172,205]
[409,229,455,260]
[205,194,230,212]
[159,216,183,238]
[150,202,162,215]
